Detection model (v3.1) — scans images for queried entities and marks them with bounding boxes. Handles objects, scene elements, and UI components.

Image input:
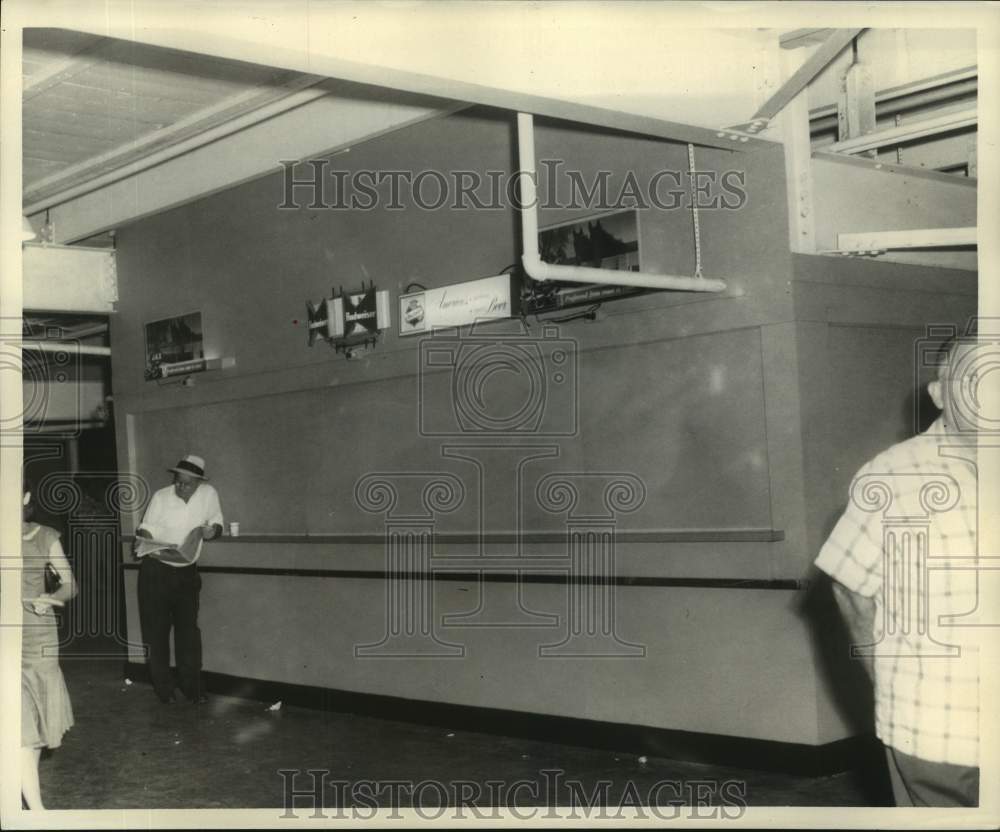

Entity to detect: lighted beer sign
[306,282,391,357]
[399,274,517,336]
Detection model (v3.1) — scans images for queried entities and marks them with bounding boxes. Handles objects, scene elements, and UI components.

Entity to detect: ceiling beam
[808,65,978,122]
[812,149,978,188]
[779,29,835,50]
[32,90,462,243]
[24,72,329,209]
[835,226,976,253]
[825,106,977,154]
[752,29,864,123]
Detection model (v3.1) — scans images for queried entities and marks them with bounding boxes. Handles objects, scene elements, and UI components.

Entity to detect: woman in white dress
[21,484,77,810]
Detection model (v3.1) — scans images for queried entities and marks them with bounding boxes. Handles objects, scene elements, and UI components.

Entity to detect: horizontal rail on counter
[120,563,805,590]
[123,529,785,545]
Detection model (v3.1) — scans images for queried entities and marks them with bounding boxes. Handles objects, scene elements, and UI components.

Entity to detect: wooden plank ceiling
[22,28,323,207]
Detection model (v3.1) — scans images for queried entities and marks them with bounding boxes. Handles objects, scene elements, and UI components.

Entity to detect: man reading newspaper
[133,454,223,704]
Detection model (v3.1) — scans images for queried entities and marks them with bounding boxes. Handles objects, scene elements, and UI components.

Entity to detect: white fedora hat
[167,454,208,480]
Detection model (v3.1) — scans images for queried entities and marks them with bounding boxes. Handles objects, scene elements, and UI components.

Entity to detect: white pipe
[21,341,111,357]
[516,113,727,293]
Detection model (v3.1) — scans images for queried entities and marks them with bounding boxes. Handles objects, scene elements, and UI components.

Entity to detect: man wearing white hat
[133,454,224,704]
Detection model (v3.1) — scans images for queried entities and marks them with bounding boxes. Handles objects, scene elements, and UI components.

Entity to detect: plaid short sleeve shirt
[815,419,979,767]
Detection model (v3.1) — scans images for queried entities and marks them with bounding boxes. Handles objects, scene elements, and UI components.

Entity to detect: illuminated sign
[330,287,391,339]
[307,285,391,346]
[399,274,517,336]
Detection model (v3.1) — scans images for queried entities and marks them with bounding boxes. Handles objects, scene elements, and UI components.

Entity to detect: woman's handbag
[43,562,62,595]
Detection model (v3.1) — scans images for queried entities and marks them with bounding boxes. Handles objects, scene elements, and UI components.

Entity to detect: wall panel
[131,326,771,535]
[122,568,817,744]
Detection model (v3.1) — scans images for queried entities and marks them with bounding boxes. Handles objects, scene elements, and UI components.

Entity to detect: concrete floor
[35,638,886,814]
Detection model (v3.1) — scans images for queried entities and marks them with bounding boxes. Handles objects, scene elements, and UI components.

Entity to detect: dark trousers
[885,745,979,807]
[138,558,202,701]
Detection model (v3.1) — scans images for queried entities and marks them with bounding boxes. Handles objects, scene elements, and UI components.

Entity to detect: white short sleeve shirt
[815,419,979,767]
[137,482,224,566]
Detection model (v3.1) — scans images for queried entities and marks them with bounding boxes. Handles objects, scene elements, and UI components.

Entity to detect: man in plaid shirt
[815,337,979,807]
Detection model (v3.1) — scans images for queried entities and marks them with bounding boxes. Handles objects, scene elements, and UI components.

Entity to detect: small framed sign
[539,209,640,272]
[144,312,203,381]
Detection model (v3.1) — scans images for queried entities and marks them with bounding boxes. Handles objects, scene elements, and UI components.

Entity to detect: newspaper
[134,527,204,565]
[26,596,64,608]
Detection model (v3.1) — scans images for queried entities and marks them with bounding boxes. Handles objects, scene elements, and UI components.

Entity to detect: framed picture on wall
[144,311,204,380]
[538,209,640,272]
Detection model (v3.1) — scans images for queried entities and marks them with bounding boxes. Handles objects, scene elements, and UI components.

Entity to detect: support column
[779,47,816,254]
[838,62,877,158]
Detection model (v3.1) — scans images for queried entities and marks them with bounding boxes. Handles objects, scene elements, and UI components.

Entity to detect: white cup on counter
[229,521,240,537]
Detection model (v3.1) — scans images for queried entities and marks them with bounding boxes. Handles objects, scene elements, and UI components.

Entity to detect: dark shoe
[187,693,209,705]
[158,694,176,704]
